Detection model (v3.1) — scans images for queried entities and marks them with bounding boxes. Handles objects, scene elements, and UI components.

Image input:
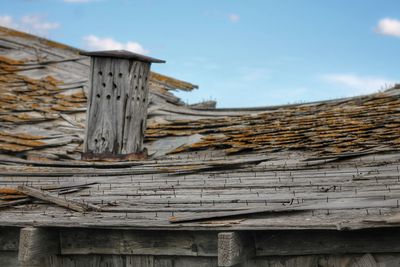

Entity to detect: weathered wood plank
[126,255,154,267]
[0,251,18,267]
[48,255,125,267]
[172,256,218,267]
[18,227,60,267]
[17,185,98,212]
[0,198,31,209]
[255,229,400,256]
[374,254,400,267]
[43,253,400,267]
[60,229,217,256]
[154,257,173,267]
[218,232,255,266]
[0,227,19,251]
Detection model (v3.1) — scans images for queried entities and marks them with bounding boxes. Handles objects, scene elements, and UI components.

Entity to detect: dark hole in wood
[98,71,102,76]
[113,83,117,89]
[136,97,140,101]
[101,137,106,142]
[94,139,98,144]
[96,94,100,98]
[143,98,146,102]
[106,95,111,99]
[134,75,137,78]
[139,75,142,78]
[119,73,123,78]
[108,72,113,77]
[141,86,144,90]
[102,82,106,87]
[117,95,121,100]
[135,86,138,90]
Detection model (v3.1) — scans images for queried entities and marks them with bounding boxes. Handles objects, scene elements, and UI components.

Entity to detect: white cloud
[20,15,59,32]
[228,13,240,23]
[0,15,14,28]
[83,35,148,54]
[0,14,59,36]
[322,74,396,94]
[375,18,400,37]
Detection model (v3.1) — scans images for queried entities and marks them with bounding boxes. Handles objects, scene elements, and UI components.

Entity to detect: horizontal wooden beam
[255,228,400,256]
[218,232,255,267]
[57,228,400,258]
[60,229,217,257]
[18,227,60,267]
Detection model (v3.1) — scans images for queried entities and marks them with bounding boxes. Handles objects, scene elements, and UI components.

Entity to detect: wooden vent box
[81,50,165,161]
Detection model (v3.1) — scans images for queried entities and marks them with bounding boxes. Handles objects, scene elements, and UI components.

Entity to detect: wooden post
[18,227,59,267]
[218,232,255,267]
[81,50,165,161]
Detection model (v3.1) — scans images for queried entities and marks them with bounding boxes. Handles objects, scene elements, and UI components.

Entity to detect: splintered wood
[0,151,400,230]
[17,186,94,212]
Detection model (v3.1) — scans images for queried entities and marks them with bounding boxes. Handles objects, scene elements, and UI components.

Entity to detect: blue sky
[1,0,399,107]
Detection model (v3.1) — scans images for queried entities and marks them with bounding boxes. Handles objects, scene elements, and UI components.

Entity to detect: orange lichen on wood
[0,135,46,147]
[0,131,46,140]
[43,75,63,86]
[0,188,23,195]
[150,72,198,91]
[0,55,24,65]
[0,26,74,51]
[147,93,400,156]
[0,195,27,200]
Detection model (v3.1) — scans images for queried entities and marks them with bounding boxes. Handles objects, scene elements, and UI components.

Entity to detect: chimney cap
[80,50,166,63]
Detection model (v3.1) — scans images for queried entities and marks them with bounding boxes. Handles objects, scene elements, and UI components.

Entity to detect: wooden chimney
[81,50,165,160]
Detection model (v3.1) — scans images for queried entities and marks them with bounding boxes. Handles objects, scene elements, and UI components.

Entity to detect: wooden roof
[1,26,400,231]
[80,50,166,63]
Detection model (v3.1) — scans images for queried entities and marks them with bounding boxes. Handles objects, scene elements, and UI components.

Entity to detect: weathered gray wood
[0,227,19,251]
[173,256,218,267]
[48,255,125,267]
[154,257,173,267]
[17,185,95,212]
[218,232,255,266]
[60,229,217,256]
[84,55,152,156]
[349,253,378,267]
[374,254,400,267]
[255,229,400,256]
[0,251,18,267]
[169,203,309,223]
[37,253,400,267]
[81,50,165,63]
[283,256,318,267]
[126,255,154,267]
[18,227,60,267]
[0,198,31,209]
